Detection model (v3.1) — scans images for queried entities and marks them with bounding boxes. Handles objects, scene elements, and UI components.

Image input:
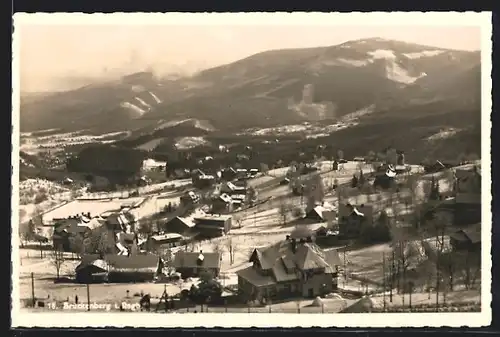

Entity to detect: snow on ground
[403,50,446,59]
[365,50,426,84]
[426,128,461,142]
[80,179,191,200]
[41,198,145,223]
[120,101,146,116]
[154,118,215,132]
[369,289,480,308]
[20,131,129,153]
[142,158,167,171]
[19,179,71,205]
[174,137,211,150]
[135,138,165,151]
[336,58,372,67]
[135,96,152,109]
[149,91,162,104]
[153,192,182,210]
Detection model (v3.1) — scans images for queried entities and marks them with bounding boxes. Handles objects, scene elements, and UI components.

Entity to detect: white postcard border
[11,11,493,328]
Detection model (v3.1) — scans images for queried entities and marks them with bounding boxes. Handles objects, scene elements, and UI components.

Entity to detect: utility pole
[86,283,91,311]
[390,250,394,302]
[31,272,35,307]
[382,253,386,311]
[343,249,347,285]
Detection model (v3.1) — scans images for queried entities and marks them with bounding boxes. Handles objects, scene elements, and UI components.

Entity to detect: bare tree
[305,173,325,210]
[233,215,243,229]
[68,234,85,258]
[50,247,66,280]
[260,163,269,175]
[461,250,481,289]
[88,229,113,256]
[366,150,376,165]
[225,238,239,265]
[278,201,292,225]
[162,247,174,274]
[425,211,452,306]
[336,149,344,161]
[386,148,398,165]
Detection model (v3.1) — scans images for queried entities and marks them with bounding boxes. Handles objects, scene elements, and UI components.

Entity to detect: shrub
[293,207,305,218]
[34,192,48,204]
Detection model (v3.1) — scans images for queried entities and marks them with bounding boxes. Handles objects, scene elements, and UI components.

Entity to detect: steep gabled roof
[244,239,341,285]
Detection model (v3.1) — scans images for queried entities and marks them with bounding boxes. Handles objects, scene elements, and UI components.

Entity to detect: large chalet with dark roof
[236,235,341,303]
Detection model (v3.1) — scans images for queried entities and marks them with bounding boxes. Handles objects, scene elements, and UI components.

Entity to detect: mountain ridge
[20,38,481,137]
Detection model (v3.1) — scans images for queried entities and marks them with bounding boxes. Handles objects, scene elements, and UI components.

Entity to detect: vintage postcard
[11,12,492,328]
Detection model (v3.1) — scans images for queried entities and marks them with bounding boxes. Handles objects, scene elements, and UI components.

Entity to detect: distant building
[338,204,374,238]
[75,254,161,283]
[194,214,233,237]
[449,223,481,252]
[180,191,201,206]
[280,178,291,185]
[146,233,184,251]
[373,164,397,190]
[173,250,222,278]
[192,171,216,188]
[211,193,234,214]
[115,229,139,256]
[237,236,341,303]
[305,202,337,223]
[220,181,247,194]
[52,214,105,252]
[163,216,196,235]
[221,167,237,181]
[453,166,481,225]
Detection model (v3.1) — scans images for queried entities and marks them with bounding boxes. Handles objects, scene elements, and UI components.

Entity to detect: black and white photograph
[11,12,492,328]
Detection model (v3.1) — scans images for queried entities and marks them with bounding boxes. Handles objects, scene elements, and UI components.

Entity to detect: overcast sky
[19,23,481,92]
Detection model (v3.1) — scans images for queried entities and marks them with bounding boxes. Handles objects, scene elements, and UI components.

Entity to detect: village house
[248,168,259,177]
[453,166,481,225]
[102,211,136,232]
[305,202,337,223]
[221,167,237,181]
[75,253,161,283]
[449,223,481,252]
[237,235,341,303]
[163,216,197,235]
[52,214,105,252]
[338,204,374,238]
[220,181,247,194]
[194,214,233,237]
[173,250,222,278]
[115,225,140,256]
[143,233,184,252]
[211,193,234,214]
[280,177,291,185]
[180,191,201,206]
[192,170,216,189]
